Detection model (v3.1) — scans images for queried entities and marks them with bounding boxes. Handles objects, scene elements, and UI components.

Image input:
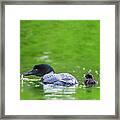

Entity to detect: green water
[20,80,100,100]
[20,20,100,100]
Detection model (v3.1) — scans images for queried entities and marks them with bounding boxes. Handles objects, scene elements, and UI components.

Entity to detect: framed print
[0,0,120,119]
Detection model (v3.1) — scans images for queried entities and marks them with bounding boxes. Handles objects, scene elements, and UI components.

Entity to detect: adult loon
[23,64,78,86]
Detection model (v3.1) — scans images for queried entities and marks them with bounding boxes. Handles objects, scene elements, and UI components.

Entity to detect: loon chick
[84,73,98,87]
[23,64,78,86]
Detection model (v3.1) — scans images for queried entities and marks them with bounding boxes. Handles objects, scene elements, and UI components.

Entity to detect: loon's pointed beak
[23,69,37,76]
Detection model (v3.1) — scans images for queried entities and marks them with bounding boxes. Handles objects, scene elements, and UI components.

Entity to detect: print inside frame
[20,20,100,100]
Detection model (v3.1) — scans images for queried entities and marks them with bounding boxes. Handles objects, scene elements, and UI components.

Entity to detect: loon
[84,73,98,87]
[23,64,78,86]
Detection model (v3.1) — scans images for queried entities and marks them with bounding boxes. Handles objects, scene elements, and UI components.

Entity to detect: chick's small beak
[23,69,37,76]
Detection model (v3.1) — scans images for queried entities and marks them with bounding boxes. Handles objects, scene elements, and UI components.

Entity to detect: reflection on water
[43,84,77,100]
[35,51,52,63]
[20,79,100,100]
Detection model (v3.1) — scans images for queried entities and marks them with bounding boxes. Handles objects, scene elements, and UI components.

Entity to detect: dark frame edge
[2,115,119,119]
[0,0,119,5]
[0,2,1,119]
[1,1,5,120]
[115,1,120,119]
[118,1,120,119]
[0,0,120,119]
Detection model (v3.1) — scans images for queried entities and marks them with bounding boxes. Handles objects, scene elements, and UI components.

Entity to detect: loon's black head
[85,74,93,79]
[23,64,55,77]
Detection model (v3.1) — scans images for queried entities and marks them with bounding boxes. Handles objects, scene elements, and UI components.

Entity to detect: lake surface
[20,79,100,100]
[20,20,100,100]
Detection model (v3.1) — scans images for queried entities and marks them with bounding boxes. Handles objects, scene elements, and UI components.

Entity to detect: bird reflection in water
[42,84,78,100]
